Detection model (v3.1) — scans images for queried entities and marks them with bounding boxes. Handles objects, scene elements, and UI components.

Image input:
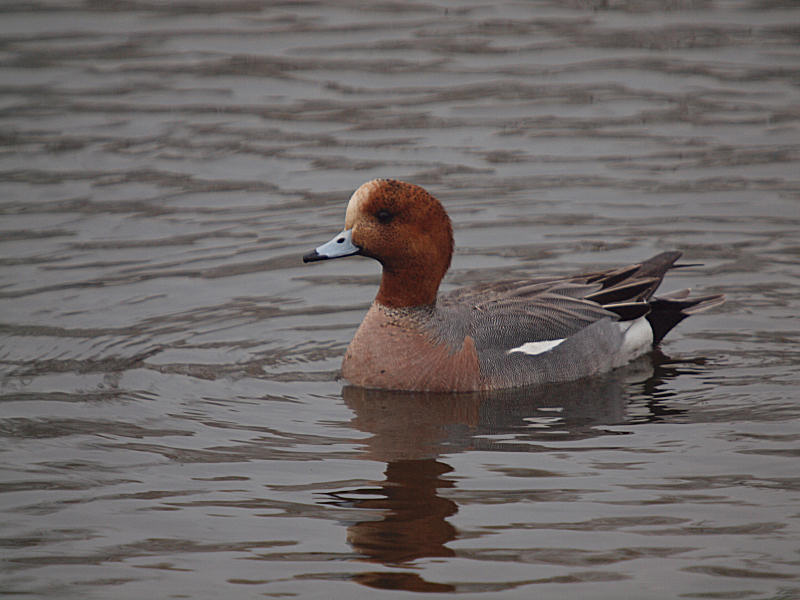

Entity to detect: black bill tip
[302,250,325,263]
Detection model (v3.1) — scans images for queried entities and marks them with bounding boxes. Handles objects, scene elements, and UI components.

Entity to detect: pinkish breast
[341,304,483,392]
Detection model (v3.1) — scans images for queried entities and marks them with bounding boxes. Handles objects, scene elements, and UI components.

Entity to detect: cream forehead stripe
[345,179,382,228]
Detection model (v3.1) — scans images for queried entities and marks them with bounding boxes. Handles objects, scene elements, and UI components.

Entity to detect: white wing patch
[507,338,565,356]
[506,316,654,361]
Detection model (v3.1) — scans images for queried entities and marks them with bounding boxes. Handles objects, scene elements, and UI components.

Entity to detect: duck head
[303,179,454,308]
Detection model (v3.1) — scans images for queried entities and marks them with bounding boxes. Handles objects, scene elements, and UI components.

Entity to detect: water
[1,1,799,598]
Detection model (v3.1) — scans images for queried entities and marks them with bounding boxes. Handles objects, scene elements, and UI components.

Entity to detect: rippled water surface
[2,1,800,598]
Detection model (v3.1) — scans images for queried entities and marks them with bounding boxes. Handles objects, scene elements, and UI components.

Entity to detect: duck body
[303,179,724,392]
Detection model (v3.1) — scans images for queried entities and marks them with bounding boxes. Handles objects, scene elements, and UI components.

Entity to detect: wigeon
[303,179,724,392]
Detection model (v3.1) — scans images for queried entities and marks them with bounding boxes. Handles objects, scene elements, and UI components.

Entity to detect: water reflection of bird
[329,356,694,592]
[326,458,457,592]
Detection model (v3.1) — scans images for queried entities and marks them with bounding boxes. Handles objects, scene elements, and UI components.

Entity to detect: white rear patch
[617,316,654,361]
[507,338,565,356]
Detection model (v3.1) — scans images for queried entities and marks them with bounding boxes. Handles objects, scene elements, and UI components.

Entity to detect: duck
[303,179,724,392]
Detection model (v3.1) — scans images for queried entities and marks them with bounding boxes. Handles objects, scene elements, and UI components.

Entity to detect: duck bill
[303,228,361,263]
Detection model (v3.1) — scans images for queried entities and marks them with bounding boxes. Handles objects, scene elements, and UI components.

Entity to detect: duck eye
[376,209,393,224]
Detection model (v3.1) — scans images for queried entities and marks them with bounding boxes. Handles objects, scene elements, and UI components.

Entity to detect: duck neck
[375,265,441,308]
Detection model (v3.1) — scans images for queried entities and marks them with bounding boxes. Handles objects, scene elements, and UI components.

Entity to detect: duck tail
[646,290,726,344]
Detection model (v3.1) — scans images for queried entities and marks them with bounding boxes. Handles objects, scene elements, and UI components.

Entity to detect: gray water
[2,1,799,598]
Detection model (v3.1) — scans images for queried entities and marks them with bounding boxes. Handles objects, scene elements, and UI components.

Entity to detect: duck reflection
[326,458,458,592]
[332,353,692,592]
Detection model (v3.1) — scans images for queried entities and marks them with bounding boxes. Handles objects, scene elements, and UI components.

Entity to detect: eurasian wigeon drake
[303,179,724,392]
